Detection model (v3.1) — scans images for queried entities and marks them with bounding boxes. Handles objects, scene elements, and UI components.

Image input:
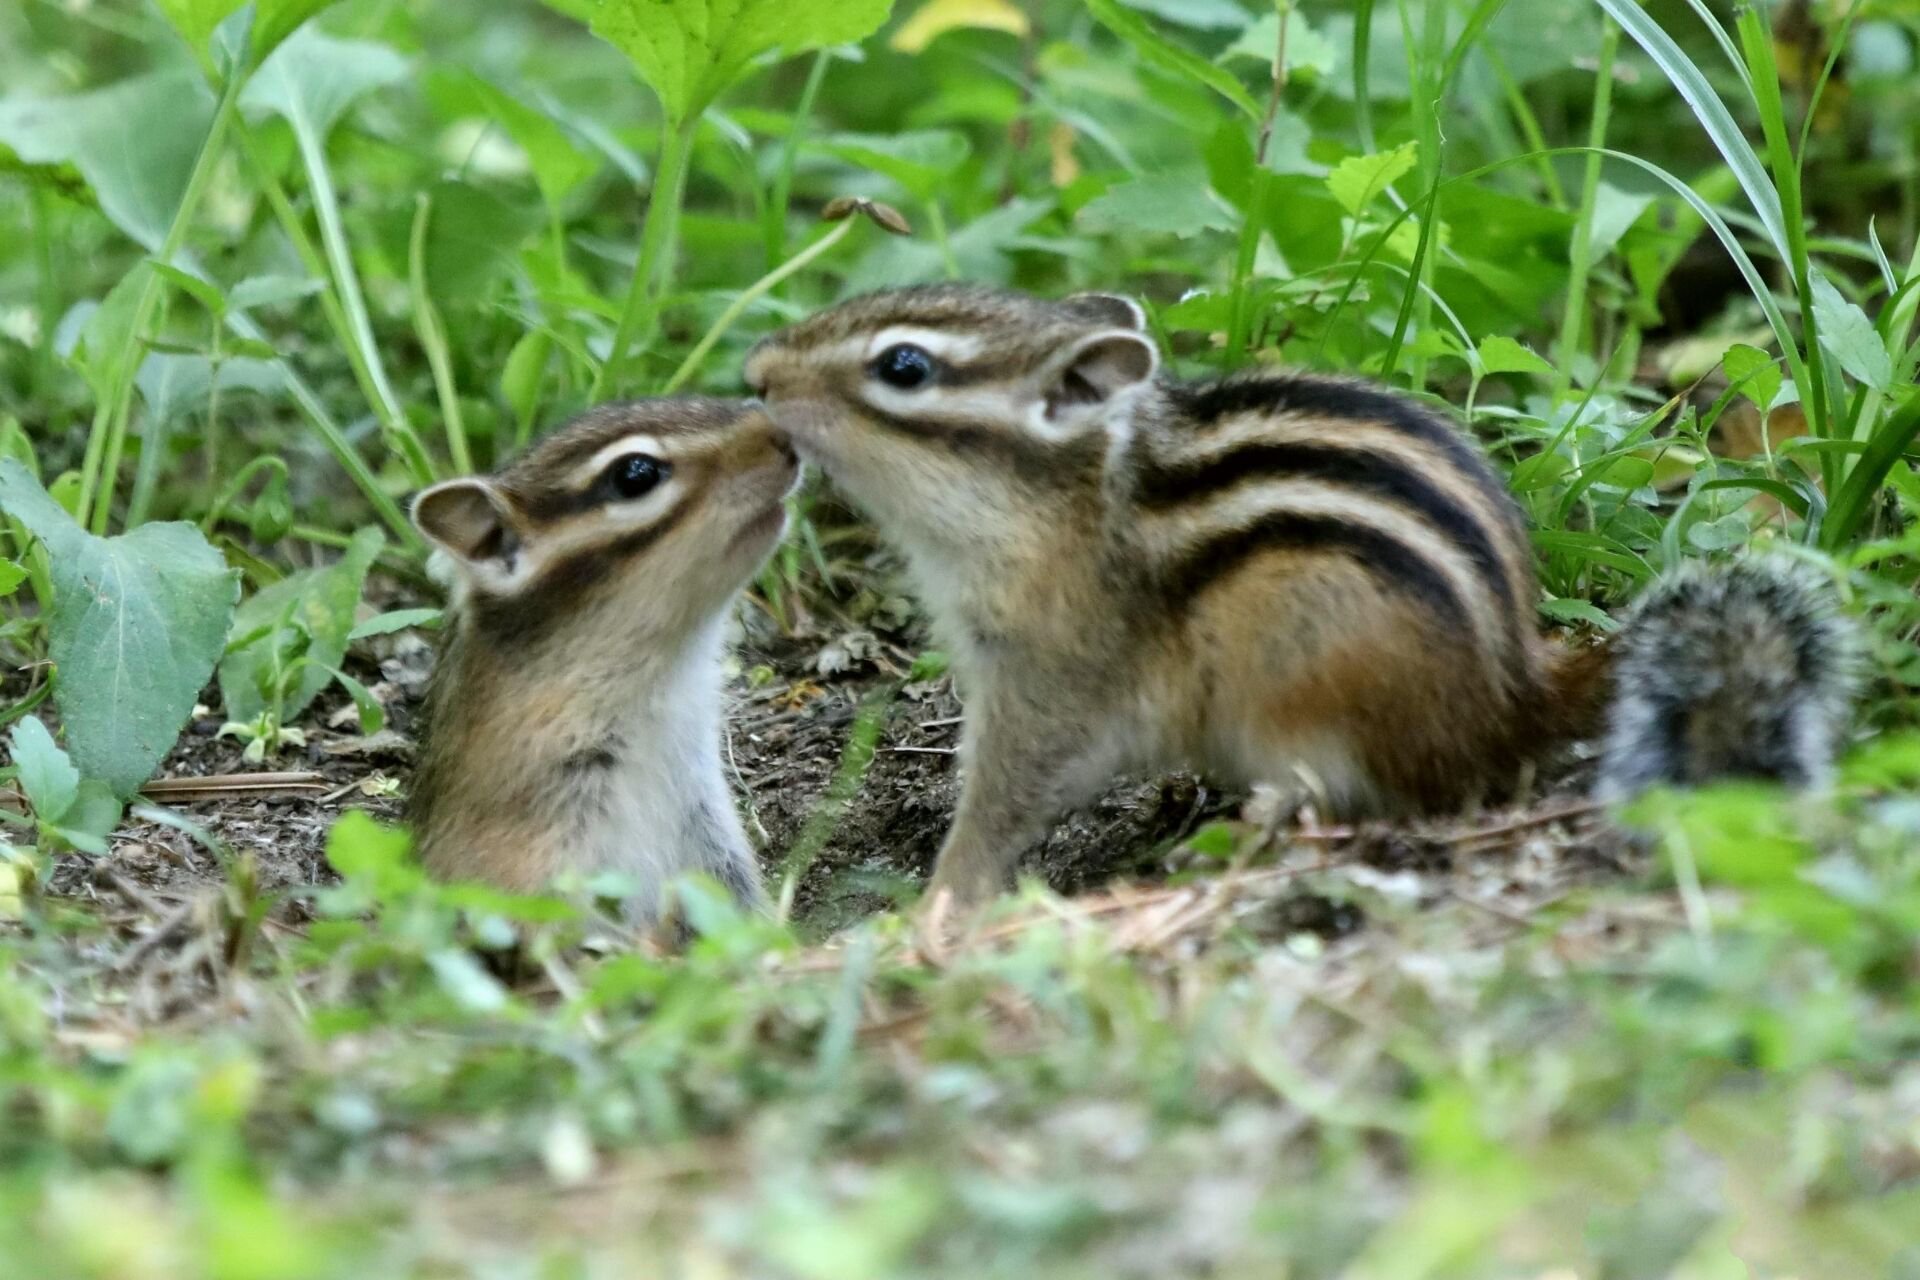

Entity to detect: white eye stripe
[572,434,669,489]
[865,327,985,364]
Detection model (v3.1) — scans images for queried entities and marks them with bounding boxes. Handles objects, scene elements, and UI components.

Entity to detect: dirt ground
[36,561,1636,968]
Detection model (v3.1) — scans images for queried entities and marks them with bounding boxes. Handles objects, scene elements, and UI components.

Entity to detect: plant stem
[764,50,833,273]
[1227,1,1291,365]
[294,114,432,484]
[232,121,414,462]
[80,68,244,534]
[408,194,471,475]
[663,219,855,394]
[1552,16,1619,402]
[925,201,960,278]
[594,116,697,400]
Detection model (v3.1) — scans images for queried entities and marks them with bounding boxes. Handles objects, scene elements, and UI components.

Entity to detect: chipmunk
[744,284,1858,905]
[408,398,798,918]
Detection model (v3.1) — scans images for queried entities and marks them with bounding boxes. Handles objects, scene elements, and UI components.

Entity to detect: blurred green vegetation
[2,0,1919,1273]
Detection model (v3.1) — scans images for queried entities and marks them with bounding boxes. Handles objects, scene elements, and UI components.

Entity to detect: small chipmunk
[744,284,1858,905]
[408,398,798,917]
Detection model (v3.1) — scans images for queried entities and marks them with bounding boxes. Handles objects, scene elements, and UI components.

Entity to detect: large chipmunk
[408,398,798,917]
[744,285,1859,906]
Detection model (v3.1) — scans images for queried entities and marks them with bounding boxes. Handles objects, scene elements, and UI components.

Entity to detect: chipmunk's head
[411,398,797,646]
[744,285,1159,554]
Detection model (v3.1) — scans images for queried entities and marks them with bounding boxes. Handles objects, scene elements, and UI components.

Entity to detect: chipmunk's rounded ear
[1064,292,1147,330]
[412,478,522,571]
[1043,328,1160,420]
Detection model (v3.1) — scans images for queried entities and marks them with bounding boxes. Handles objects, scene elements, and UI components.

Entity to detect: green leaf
[228,274,326,312]
[421,179,542,303]
[0,461,238,798]
[1810,270,1893,394]
[1078,173,1233,238]
[348,608,442,641]
[0,71,215,250]
[1722,343,1783,411]
[589,0,897,126]
[219,527,384,728]
[325,809,422,895]
[147,259,229,316]
[501,331,551,429]
[1086,0,1260,119]
[1221,10,1337,80]
[1327,142,1417,216]
[314,662,385,735]
[47,782,123,856]
[452,74,597,210]
[154,0,247,57]
[808,129,970,200]
[1476,335,1554,377]
[1537,597,1617,631]
[10,717,78,825]
[0,559,26,597]
[250,0,349,65]
[242,27,408,143]
[428,948,511,1013]
[1118,0,1247,30]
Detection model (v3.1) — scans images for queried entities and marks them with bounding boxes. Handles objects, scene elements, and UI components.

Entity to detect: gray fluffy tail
[1596,555,1862,800]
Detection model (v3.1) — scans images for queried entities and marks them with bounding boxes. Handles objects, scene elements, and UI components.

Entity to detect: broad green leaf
[229,275,326,312]
[808,129,970,200]
[1723,343,1783,411]
[243,27,408,142]
[1221,10,1337,79]
[422,179,542,303]
[1078,173,1234,238]
[47,782,123,857]
[1810,270,1893,393]
[0,461,238,798]
[147,260,228,317]
[219,527,384,728]
[153,0,246,57]
[1477,335,1554,377]
[1327,142,1417,216]
[429,948,511,1013]
[0,72,215,250]
[453,74,598,210]
[325,809,422,896]
[1118,0,1247,30]
[1586,181,1653,259]
[589,0,896,126]
[347,607,442,641]
[1086,0,1260,119]
[10,717,78,825]
[0,558,26,597]
[135,353,286,427]
[890,0,1028,53]
[250,0,349,64]
[315,663,384,735]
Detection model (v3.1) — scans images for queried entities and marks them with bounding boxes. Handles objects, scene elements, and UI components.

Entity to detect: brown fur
[409,399,795,906]
[747,285,1589,904]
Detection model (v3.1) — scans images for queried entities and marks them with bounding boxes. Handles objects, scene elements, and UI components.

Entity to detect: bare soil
[38,570,1634,966]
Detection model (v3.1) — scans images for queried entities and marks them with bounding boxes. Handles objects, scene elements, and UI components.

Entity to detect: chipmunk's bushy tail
[1595,555,1861,800]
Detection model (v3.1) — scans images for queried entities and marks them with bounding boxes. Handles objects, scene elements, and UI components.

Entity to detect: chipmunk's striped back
[746,284,1840,907]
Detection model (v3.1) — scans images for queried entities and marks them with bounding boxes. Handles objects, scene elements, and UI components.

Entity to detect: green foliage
[588,0,896,125]
[218,526,384,750]
[4,0,1920,1270]
[0,461,236,798]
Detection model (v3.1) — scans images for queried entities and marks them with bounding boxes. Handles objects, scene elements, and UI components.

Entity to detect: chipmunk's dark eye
[872,343,935,391]
[605,453,668,500]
